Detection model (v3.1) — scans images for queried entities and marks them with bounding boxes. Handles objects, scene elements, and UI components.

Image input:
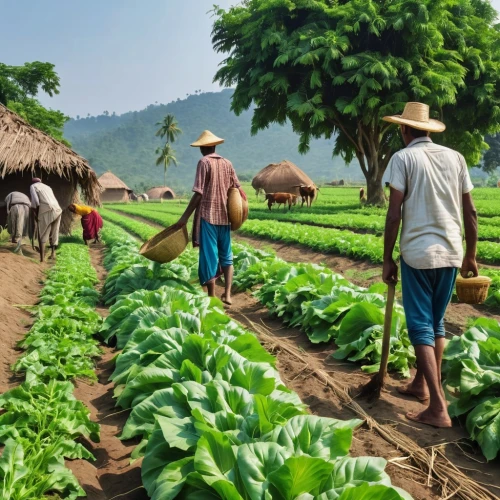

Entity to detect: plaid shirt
[193,153,240,225]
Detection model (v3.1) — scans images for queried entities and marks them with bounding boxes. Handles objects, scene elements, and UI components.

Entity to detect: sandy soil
[69,244,147,500]
[0,244,46,393]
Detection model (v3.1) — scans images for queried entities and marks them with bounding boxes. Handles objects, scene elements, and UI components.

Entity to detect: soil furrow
[69,244,147,500]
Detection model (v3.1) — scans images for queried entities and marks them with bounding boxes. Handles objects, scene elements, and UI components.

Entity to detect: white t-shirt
[387,137,473,269]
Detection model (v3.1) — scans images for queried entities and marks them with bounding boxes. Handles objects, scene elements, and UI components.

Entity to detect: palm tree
[155,143,177,187]
[155,114,182,143]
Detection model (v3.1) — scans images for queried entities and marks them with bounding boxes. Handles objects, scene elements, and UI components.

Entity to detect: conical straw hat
[190,130,224,147]
[382,102,446,133]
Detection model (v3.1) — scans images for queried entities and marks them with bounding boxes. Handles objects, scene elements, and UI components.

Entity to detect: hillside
[64,89,362,193]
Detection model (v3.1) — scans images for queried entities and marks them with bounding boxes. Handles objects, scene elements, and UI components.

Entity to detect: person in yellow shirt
[68,204,103,245]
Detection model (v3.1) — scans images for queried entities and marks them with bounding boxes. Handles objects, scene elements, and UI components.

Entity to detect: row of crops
[0,237,101,499]
[100,210,500,464]
[103,202,500,264]
[97,221,414,500]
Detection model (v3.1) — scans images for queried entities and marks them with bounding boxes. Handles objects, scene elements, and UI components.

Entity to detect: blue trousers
[400,258,457,347]
[198,219,233,286]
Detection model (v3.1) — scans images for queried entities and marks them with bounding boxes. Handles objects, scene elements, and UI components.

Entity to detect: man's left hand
[460,255,479,278]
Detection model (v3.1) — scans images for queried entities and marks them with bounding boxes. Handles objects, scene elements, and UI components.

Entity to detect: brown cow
[294,184,318,208]
[265,192,296,211]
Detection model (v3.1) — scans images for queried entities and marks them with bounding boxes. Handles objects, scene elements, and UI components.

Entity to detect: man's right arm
[462,192,478,277]
[177,193,202,227]
[176,160,205,227]
[383,188,404,284]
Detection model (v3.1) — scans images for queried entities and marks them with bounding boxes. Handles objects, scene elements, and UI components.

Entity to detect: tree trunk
[355,124,389,207]
[366,176,386,206]
[164,168,167,187]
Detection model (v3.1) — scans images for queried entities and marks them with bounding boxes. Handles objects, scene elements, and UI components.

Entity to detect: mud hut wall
[101,188,129,203]
[0,172,76,230]
[162,191,174,200]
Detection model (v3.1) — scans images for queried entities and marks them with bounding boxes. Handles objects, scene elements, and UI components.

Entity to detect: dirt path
[0,244,47,393]
[235,234,500,336]
[69,244,147,500]
[217,283,500,499]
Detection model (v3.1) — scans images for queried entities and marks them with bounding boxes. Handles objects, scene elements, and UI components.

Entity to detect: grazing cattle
[265,192,296,211]
[359,187,367,204]
[294,184,317,208]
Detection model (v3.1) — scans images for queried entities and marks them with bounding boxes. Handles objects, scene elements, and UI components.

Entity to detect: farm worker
[30,178,63,262]
[68,204,103,245]
[174,130,246,305]
[5,192,31,247]
[382,102,478,428]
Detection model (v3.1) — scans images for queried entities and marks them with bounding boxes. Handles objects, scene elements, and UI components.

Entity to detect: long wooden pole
[379,282,396,382]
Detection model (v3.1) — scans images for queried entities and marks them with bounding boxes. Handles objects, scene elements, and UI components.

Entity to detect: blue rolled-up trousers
[198,219,233,286]
[400,257,457,347]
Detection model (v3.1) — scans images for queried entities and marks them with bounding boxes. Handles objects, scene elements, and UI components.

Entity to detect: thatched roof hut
[252,160,315,195]
[146,186,176,200]
[98,172,132,202]
[0,103,100,233]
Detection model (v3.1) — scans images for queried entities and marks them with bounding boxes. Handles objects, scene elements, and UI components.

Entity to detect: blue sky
[3,0,500,118]
[3,0,236,117]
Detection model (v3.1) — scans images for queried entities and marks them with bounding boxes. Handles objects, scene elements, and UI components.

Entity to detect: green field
[98,194,500,467]
[104,186,500,264]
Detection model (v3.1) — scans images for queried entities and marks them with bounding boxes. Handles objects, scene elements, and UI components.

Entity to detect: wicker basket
[227,188,249,231]
[455,275,492,305]
[139,225,189,263]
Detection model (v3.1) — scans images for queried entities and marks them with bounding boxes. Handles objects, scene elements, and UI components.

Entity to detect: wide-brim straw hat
[382,102,446,133]
[190,130,224,147]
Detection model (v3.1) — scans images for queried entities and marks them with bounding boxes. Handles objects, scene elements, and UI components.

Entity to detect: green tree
[482,134,500,174]
[155,143,178,186]
[155,113,182,143]
[8,99,70,146]
[155,113,182,186]
[0,61,69,144]
[212,0,500,205]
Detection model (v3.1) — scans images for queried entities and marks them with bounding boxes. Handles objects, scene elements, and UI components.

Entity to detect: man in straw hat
[382,102,478,428]
[30,178,62,262]
[175,130,246,305]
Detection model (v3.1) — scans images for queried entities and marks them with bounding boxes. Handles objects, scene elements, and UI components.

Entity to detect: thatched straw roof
[0,103,101,206]
[98,171,132,192]
[146,186,176,199]
[252,160,315,194]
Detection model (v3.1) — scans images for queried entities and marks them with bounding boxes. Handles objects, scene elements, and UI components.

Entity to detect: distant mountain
[64,89,363,193]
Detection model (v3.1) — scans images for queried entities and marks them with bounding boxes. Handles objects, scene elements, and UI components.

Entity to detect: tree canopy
[212,0,500,204]
[0,61,69,145]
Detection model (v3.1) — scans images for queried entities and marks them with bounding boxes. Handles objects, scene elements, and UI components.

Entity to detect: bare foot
[398,383,429,402]
[221,294,232,306]
[406,408,452,428]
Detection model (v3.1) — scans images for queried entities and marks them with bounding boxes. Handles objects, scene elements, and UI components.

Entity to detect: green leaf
[268,455,334,499]
[270,415,361,460]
